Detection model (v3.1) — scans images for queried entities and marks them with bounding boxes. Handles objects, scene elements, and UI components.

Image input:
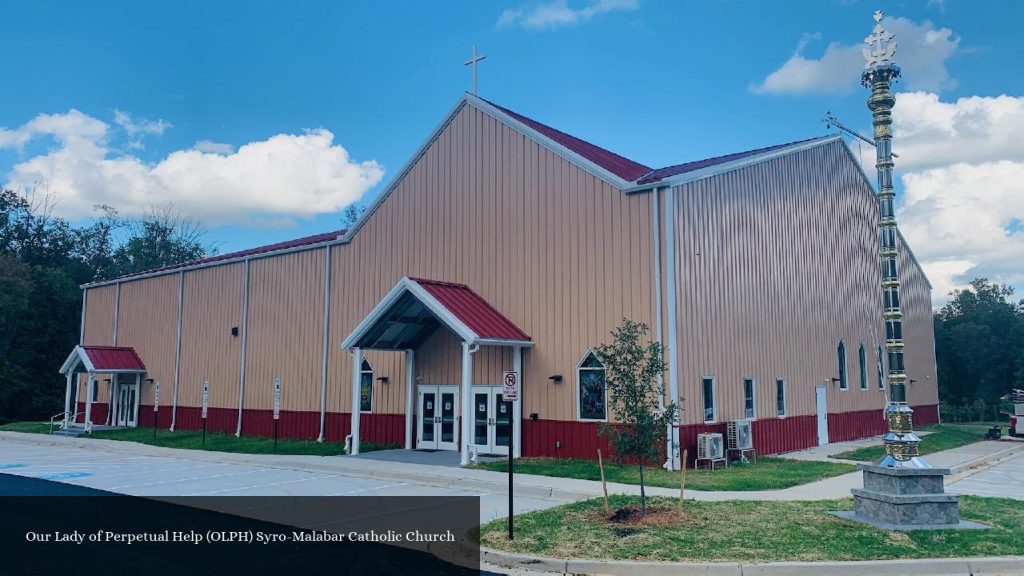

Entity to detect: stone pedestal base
[835,464,988,531]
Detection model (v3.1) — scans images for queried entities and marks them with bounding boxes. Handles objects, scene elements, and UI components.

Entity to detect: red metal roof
[636,137,826,184]
[81,346,146,371]
[484,99,653,182]
[100,229,347,283]
[411,278,530,341]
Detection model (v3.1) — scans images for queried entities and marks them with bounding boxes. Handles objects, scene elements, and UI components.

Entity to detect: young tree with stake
[595,319,678,517]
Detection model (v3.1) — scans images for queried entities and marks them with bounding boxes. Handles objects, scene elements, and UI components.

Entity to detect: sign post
[273,377,281,452]
[201,380,209,446]
[502,370,520,540]
[153,381,160,439]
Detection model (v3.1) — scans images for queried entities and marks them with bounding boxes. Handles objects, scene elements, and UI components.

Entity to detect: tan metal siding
[83,284,116,346]
[244,250,325,411]
[116,275,179,406]
[899,238,939,406]
[178,262,244,409]
[326,104,654,421]
[672,141,894,424]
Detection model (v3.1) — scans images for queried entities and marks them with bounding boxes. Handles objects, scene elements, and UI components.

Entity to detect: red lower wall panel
[914,404,940,426]
[74,402,108,425]
[137,406,404,446]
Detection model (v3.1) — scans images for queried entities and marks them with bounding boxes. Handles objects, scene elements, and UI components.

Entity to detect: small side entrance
[417,385,459,451]
[815,384,829,445]
[115,377,139,427]
[471,386,512,456]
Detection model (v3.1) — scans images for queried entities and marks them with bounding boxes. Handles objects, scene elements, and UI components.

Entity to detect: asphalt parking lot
[0,440,559,521]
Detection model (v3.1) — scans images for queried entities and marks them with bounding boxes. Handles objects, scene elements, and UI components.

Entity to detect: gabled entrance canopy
[60,345,147,375]
[342,277,531,465]
[59,346,147,432]
[342,277,532,350]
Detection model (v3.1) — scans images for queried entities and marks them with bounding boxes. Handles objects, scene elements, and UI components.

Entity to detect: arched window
[360,358,373,413]
[876,346,885,390]
[837,341,848,390]
[858,344,868,390]
[577,351,606,421]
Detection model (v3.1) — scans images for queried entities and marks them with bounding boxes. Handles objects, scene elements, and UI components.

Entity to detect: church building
[60,92,939,468]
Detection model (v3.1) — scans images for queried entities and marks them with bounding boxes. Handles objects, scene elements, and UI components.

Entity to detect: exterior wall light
[548,374,563,383]
[377,376,389,384]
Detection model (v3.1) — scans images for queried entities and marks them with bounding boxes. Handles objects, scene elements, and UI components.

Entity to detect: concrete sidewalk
[2,431,1021,503]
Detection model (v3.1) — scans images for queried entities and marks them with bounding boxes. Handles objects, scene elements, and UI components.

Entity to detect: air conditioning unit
[697,433,724,460]
[728,420,754,450]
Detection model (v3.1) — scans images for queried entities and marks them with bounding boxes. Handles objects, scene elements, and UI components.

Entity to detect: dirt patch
[601,505,690,527]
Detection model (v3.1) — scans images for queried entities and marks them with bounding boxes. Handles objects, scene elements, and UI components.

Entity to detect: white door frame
[815,384,829,445]
[114,374,141,428]
[416,385,459,451]
[470,385,512,456]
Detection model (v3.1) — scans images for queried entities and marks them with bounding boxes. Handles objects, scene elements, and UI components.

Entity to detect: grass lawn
[475,456,856,491]
[479,495,1024,562]
[0,421,55,434]
[831,423,993,462]
[0,421,398,456]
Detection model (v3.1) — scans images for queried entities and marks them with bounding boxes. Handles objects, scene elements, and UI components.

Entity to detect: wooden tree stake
[598,449,610,514]
[679,449,688,519]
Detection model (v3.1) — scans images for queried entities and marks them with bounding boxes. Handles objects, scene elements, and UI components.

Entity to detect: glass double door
[417,386,459,451]
[115,379,138,427]
[472,386,512,456]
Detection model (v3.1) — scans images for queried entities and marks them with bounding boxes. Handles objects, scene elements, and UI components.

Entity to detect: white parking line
[107,468,268,490]
[186,474,343,496]
[328,482,408,496]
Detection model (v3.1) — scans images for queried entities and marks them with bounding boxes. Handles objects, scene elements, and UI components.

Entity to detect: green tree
[0,187,213,424]
[594,319,678,517]
[934,279,1024,406]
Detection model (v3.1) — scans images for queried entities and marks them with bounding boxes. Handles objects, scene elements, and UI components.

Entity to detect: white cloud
[1,110,384,227]
[192,139,235,155]
[498,0,637,30]
[751,17,959,95]
[113,109,172,150]
[890,93,1024,303]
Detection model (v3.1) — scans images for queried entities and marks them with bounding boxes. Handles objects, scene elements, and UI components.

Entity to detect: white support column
[404,350,415,449]
[133,373,142,427]
[460,341,476,466]
[171,270,183,431]
[317,245,332,443]
[84,373,94,432]
[350,348,363,455]
[109,377,118,426]
[513,345,522,459]
[106,378,114,426]
[235,259,251,437]
[664,185,682,471]
[63,371,74,428]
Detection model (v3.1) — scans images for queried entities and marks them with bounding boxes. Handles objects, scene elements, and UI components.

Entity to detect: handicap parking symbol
[38,472,90,480]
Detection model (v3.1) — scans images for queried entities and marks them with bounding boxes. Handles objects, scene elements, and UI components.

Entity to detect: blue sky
[1,1,1022,302]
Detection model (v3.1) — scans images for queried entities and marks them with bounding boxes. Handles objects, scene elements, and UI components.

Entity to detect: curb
[480,547,1024,576]
[948,443,1024,481]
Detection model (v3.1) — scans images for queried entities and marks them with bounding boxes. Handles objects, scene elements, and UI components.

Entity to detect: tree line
[0,188,210,424]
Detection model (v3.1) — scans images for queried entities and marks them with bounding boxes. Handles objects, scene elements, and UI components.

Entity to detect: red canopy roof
[410,278,530,342]
[81,346,146,371]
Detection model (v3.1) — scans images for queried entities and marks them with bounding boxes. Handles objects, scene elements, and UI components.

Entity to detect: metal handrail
[49,411,71,435]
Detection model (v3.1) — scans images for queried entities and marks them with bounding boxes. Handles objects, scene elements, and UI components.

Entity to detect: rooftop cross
[464,45,487,96]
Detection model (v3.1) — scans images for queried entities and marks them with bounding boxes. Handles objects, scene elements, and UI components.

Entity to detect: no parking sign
[502,371,519,402]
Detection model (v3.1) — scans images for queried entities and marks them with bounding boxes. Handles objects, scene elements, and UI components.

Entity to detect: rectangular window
[838,342,848,390]
[859,345,868,390]
[743,378,755,419]
[776,379,786,416]
[877,346,885,390]
[702,377,716,422]
[91,380,99,402]
[359,372,373,412]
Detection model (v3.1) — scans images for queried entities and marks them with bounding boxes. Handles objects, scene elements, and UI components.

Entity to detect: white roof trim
[341,277,480,350]
[59,346,94,375]
[624,135,840,192]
